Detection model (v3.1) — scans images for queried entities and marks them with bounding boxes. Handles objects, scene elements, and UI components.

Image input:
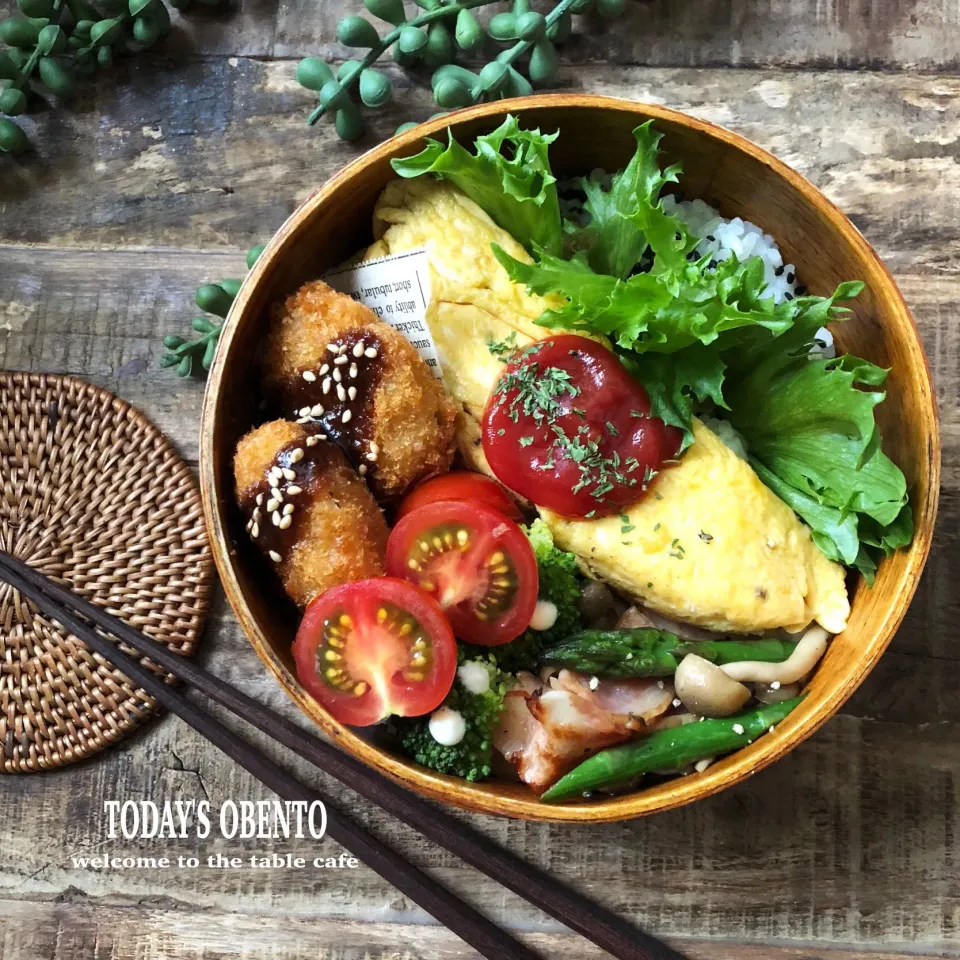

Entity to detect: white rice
[702,417,749,460]
[557,183,836,370]
[660,196,800,304]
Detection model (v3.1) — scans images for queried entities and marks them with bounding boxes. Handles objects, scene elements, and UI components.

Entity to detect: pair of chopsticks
[0,551,686,960]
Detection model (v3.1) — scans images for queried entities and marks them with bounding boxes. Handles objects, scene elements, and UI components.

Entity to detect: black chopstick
[0,551,686,960]
[0,553,535,960]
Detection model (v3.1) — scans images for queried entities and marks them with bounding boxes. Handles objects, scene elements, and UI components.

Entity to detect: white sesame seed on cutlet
[302,370,316,383]
[364,347,377,358]
[269,550,282,563]
[290,447,304,463]
[342,409,352,424]
[353,341,364,357]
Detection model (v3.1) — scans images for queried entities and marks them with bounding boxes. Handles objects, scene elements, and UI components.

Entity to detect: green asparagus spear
[540,629,681,677]
[675,638,796,666]
[540,696,803,803]
[538,629,795,678]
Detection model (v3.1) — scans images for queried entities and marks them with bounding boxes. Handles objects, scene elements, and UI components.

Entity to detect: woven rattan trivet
[0,373,214,772]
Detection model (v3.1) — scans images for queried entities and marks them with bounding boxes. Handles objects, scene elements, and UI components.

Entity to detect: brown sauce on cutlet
[275,329,386,482]
[239,436,331,566]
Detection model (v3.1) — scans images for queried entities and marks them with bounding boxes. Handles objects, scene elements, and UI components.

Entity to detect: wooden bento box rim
[200,94,941,822]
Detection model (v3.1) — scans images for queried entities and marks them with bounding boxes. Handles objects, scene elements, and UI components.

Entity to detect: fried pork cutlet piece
[233,420,388,607]
[261,280,458,502]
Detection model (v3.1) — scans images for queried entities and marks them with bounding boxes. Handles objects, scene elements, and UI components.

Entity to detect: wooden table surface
[1,2,958,958]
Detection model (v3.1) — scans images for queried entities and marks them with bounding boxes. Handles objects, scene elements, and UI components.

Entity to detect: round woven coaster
[0,373,214,772]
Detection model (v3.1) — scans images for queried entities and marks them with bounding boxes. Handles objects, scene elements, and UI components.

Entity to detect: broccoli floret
[468,519,583,673]
[391,655,510,782]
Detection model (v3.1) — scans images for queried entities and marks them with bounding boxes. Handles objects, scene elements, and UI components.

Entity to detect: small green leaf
[595,0,626,17]
[397,23,427,55]
[89,16,125,46]
[432,72,473,109]
[129,0,156,15]
[0,53,20,80]
[334,106,364,141]
[177,355,193,378]
[0,116,28,154]
[37,57,74,96]
[0,18,41,48]
[504,65,533,98]
[336,59,363,84]
[363,0,405,25]
[423,21,455,68]
[218,278,242,298]
[296,57,334,92]
[195,283,234,318]
[337,15,381,48]
[487,11,517,40]
[528,39,558,85]
[18,0,55,17]
[246,244,266,269]
[478,60,508,94]
[132,15,162,46]
[359,67,392,108]
[163,334,185,349]
[319,79,347,110]
[454,8,482,50]
[96,45,113,67]
[0,87,27,117]
[516,11,546,40]
[202,337,217,371]
[546,11,571,42]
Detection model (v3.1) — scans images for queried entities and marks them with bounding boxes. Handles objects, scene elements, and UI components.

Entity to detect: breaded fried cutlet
[261,280,458,502]
[234,420,388,607]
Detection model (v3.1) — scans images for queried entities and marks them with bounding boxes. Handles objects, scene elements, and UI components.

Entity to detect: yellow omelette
[366,178,849,635]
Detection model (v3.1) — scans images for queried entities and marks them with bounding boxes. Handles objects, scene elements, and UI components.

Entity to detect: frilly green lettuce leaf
[723,297,910,579]
[390,115,562,257]
[569,121,690,281]
[620,347,727,453]
[492,243,796,354]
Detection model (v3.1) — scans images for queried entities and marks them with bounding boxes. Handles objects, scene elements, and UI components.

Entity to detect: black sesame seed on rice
[775,265,785,277]
[795,285,807,296]
[786,271,795,284]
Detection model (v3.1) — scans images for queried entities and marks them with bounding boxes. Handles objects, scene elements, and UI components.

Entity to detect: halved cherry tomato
[385,501,538,646]
[395,471,523,522]
[293,578,456,727]
[482,335,682,519]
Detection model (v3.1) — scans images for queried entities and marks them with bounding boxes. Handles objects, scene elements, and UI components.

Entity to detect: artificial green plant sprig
[0,0,221,154]
[297,0,626,141]
[161,244,264,378]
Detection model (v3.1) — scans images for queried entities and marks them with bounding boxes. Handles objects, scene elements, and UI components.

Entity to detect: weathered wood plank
[0,900,951,960]
[15,0,956,72]
[1,65,959,278]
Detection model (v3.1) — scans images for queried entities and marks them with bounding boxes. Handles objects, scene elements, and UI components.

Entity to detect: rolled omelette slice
[366,178,850,635]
